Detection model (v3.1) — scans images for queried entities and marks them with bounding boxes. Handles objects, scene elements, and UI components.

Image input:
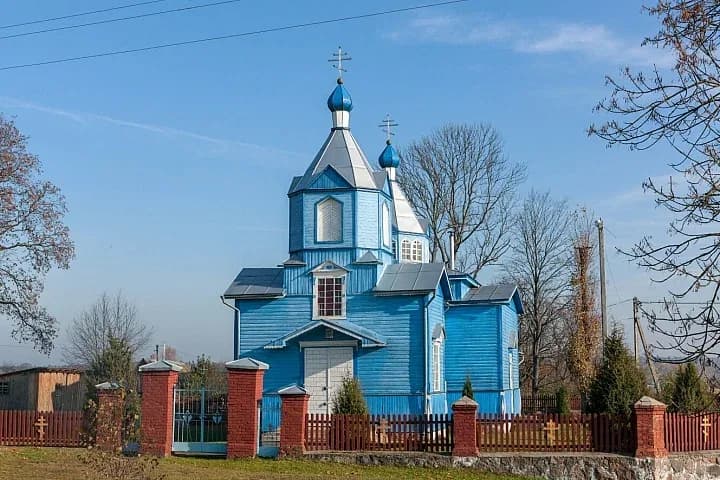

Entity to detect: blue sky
[0,0,679,364]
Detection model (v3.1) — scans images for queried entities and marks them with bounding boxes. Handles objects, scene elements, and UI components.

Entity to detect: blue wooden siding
[283,249,379,295]
[500,305,520,391]
[448,278,473,302]
[302,192,353,249]
[366,395,424,416]
[447,391,502,414]
[261,394,281,432]
[307,167,352,190]
[288,195,303,252]
[355,190,379,250]
[444,304,500,392]
[429,393,447,414]
[427,287,445,396]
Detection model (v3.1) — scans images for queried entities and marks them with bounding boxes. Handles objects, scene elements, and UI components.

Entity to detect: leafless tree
[589,0,720,363]
[64,292,152,366]
[505,191,573,395]
[398,123,525,276]
[0,114,74,354]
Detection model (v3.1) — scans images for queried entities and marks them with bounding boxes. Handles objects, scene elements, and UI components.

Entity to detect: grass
[0,447,536,480]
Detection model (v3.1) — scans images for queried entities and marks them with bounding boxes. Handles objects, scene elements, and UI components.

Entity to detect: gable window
[313,269,346,319]
[0,382,8,395]
[411,240,423,262]
[316,197,342,243]
[432,341,442,392]
[400,239,411,261]
[382,203,391,247]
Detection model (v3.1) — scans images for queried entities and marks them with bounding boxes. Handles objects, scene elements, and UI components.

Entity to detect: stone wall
[305,451,720,480]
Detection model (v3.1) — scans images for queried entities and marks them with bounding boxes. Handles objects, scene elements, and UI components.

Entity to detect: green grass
[0,447,535,480]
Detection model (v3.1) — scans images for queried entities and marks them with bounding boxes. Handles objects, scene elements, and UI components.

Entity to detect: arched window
[400,239,411,261]
[316,197,342,242]
[411,240,423,262]
[382,203,391,247]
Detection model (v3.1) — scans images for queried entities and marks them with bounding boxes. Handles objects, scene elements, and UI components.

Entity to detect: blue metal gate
[172,387,227,454]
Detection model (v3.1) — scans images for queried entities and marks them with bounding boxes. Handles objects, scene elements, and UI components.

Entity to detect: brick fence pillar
[138,360,184,457]
[452,396,479,457]
[225,358,268,459]
[95,382,124,452]
[634,396,667,458]
[278,385,309,457]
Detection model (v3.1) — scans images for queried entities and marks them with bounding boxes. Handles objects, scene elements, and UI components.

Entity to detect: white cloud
[390,14,673,68]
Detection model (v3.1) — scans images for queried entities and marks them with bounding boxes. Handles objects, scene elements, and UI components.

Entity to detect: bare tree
[398,123,525,276]
[505,191,573,395]
[0,114,74,354]
[64,292,152,366]
[589,0,720,363]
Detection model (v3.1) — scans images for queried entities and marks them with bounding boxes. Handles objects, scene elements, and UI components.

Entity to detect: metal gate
[172,387,227,454]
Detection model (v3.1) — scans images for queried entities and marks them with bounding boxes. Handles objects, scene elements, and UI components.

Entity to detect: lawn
[0,447,535,480]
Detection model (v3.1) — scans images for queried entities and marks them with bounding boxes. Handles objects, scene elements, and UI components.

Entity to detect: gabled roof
[374,262,446,295]
[353,251,381,264]
[311,260,348,273]
[0,366,84,378]
[456,284,524,313]
[289,129,379,194]
[447,269,480,287]
[264,320,386,349]
[223,268,284,299]
[281,256,307,267]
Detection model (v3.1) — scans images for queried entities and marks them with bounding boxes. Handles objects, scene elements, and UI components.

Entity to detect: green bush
[462,375,474,400]
[663,363,716,413]
[332,375,368,415]
[555,385,570,415]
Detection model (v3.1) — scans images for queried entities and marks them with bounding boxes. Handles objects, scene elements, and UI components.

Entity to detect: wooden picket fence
[476,413,633,453]
[305,413,453,453]
[0,410,84,447]
[521,395,582,414]
[665,412,720,452]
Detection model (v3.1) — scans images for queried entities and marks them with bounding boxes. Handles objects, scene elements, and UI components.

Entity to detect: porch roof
[264,320,386,350]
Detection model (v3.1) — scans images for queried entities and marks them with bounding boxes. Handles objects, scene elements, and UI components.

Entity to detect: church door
[304,347,353,415]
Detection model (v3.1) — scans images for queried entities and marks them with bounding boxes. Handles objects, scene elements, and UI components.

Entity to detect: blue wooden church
[222,65,523,424]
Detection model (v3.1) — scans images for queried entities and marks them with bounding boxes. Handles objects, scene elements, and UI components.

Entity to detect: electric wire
[0,0,247,41]
[0,0,470,71]
[0,0,172,30]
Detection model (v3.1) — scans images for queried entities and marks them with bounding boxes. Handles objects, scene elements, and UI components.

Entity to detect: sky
[0,0,683,365]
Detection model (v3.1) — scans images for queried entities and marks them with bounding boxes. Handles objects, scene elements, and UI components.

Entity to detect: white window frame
[312,270,347,320]
[382,203,391,247]
[316,197,342,243]
[432,340,442,392]
[411,240,423,262]
[400,239,411,261]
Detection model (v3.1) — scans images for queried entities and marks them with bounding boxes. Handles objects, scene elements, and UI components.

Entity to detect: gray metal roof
[282,255,307,266]
[461,284,517,303]
[374,263,445,294]
[389,180,425,234]
[265,320,386,349]
[289,128,379,194]
[354,251,381,264]
[224,268,284,298]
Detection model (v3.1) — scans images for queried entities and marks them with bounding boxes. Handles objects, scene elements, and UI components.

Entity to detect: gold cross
[701,415,712,443]
[34,416,48,441]
[377,418,390,445]
[543,419,560,446]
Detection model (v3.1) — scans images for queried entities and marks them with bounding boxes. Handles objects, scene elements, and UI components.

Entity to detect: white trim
[299,340,358,349]
[312,270,347,320]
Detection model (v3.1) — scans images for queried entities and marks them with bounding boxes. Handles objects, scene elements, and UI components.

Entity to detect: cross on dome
[379,114,399,144]
[328,46,352,81]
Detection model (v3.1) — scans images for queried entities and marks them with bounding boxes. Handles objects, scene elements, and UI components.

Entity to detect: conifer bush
[462,375,474,400]
[555,385,570,415]
[663,363,716,413]
[332,375,368,415]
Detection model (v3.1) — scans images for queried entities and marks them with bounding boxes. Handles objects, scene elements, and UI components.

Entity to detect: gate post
[225,358,268,459]
[634,396,667,458]
[452,396,479,457]
[138,360,184,457]
[95,382,124,452]
[278,385,309,457]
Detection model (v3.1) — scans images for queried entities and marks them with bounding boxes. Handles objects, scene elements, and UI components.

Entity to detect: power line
[0,0,247,41]
[0,0,172,30]
[0,0,469,71]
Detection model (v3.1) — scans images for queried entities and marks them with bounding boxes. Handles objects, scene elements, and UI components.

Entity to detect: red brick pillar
[95,382,124,452]
[225,358,268,459]
[452,396,479,457]
[138,361,183,457]
[278,385,309,456]
[634,396,667,458]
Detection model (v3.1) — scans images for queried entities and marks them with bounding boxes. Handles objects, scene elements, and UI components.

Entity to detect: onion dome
[327,78,353,112]
[378,140,400,168]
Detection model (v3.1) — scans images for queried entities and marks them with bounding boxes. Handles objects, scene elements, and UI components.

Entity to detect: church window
[392,240,397,259]
[316,197,342,243]
[382,203,391,247]
[0,382,8,395]
[411,240,423,262]
[400,239,411,261]
[313,275,346,319]
[432,341,442,392]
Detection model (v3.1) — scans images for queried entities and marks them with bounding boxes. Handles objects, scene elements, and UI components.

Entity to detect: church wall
[302,192,354,249]
[355,190,379,250]
[283,250,379,295]
[500,304,520,392]
[427,287,446,398]
[444,304,501,394]
[288,194,303,252]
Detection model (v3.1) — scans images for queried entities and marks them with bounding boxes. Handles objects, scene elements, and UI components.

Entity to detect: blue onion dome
[327,78,353,112]
[378,140,400,168]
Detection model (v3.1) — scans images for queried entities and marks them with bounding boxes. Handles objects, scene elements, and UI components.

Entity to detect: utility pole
[633,297,640,364]
[155,344,159,362]
[596,219,608,349]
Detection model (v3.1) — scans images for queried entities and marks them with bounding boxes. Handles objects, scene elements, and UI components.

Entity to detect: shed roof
[353,251,381,264]
[374,263,445,294]
[0,366,84,378]
[456,284,524,313]
[223,268,284,299]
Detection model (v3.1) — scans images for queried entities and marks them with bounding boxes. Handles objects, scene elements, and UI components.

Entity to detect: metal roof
[223,268,284,298]
[389,180,425,234]
[354,251,381,264]
[289,128,379,194]
[374,262,445,294]
[462,284,517,303]
[265,320,386,349]
[0,366,84,377]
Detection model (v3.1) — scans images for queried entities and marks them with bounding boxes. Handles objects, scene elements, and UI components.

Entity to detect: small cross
[378,114,399,143]
[543,419,560,446]
[701,415,712,443]
[377,418,390,444]
[34,415,48,442]
[328,46,351,80]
